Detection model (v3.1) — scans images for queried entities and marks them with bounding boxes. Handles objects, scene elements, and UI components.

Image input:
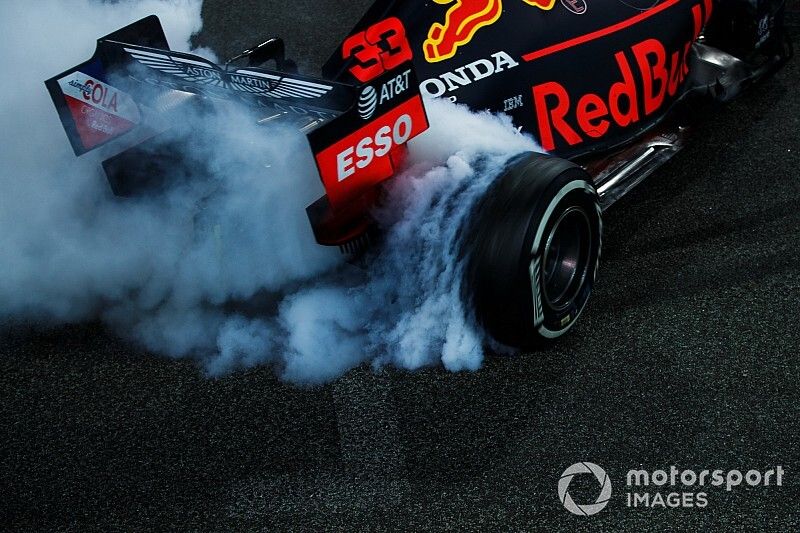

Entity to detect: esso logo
[337,114,413,182]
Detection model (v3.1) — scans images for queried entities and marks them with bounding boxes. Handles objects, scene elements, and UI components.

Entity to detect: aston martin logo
[123,46,333,100]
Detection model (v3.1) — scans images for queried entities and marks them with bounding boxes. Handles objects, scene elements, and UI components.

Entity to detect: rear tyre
[462,152,602,348]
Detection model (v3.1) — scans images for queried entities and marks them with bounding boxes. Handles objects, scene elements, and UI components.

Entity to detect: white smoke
[276,100,539,383]
[0,1,541,384]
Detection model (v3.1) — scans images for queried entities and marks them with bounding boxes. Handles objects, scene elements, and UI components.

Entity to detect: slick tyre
[463,152,602,348]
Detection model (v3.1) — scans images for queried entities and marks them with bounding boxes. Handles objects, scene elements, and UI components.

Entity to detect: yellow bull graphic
[423,0,557,63]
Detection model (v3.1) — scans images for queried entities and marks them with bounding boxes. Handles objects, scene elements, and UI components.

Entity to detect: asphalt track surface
[2,1,800,531]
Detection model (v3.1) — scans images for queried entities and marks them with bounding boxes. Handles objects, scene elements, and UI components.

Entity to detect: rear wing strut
[44,16,429,247]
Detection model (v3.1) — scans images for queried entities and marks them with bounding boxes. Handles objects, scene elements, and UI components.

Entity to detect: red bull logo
[423,0,557,63]
[530,0,713,150]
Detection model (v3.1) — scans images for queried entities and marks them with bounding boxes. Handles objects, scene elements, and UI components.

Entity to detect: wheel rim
[542,207,593,311]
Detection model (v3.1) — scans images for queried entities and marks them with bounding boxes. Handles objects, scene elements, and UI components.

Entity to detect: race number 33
[343,18,413,82]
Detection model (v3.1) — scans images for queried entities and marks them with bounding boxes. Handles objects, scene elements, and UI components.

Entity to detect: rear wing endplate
[45,15,430,247]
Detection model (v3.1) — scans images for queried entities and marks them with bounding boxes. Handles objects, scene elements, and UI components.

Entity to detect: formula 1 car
[46,0,791,348]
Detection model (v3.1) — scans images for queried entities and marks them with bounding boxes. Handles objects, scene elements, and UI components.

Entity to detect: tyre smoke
[0,1,540,384]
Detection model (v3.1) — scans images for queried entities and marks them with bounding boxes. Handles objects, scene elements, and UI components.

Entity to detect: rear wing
[45,16,429,246]
[45,16,357,156]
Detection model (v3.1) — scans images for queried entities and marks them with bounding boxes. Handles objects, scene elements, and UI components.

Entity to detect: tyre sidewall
[524,176,601,341]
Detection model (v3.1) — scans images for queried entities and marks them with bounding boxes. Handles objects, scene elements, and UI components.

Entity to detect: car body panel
[325,0,787,158]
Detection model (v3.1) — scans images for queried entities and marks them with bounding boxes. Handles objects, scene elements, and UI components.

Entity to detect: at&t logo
[358,85,378,120]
